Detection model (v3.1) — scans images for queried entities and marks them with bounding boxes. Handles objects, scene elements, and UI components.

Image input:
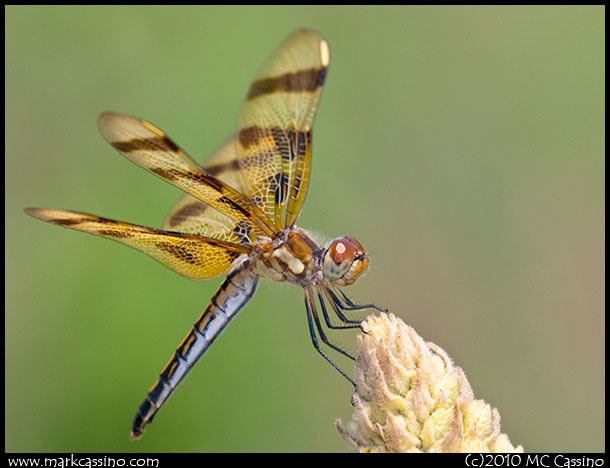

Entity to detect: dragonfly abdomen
[131,261,258,439]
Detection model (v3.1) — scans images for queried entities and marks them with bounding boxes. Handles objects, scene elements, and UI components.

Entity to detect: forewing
[164,136,253,244]
[202,135,248,193]
[25,208,249,280]
[236,28,329,228]
[98,112,276,237]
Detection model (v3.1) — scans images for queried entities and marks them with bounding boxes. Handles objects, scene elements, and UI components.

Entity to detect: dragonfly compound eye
[323,237,368,285]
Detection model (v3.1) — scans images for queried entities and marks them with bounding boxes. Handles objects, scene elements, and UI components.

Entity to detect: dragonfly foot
[350,386,359,406]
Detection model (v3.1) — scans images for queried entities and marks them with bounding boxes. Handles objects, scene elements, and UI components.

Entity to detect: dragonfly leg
[317,289,361,329]
[321,288,382,334]
[308,292,355,360]
[330,287,388,313]
[305,293,356,387]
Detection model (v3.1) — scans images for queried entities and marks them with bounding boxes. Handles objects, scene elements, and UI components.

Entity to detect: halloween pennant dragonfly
[25,28,385,439]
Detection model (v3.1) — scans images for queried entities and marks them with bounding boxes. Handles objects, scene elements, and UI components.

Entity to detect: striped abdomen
[131,261,258,439]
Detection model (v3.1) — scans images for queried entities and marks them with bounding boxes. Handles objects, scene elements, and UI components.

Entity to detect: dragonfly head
[323,236,368,286]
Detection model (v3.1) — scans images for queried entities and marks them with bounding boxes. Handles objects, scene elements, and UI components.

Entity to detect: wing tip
[98,111,166,143]
[291,27,324,39]
[24,206,48,221]
[290,28,329,63]
[97,111,120,140]
[97,110,124,128]
[320,37,330,67]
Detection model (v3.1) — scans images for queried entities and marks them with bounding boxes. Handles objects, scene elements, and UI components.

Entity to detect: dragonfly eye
[323,236,368,285]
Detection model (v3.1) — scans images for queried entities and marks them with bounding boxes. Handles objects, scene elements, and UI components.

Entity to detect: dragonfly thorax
[251,228,322,287]
[250,229,368,289]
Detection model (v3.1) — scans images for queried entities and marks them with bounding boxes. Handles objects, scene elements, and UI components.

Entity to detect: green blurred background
[6,6,604,452]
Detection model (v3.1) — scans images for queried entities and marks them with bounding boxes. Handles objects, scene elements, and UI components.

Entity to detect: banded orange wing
[98,112,277,238]
[236,28,329,229]
[24,208,249,280]
[163,135,253,244]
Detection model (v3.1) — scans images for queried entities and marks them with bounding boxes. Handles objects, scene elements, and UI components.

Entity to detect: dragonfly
[25,28,385,439]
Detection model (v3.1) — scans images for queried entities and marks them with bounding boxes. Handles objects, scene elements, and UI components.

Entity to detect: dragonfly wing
[164,135,253,244]
[98,112,276,238]
[202,134,249,193]
[236,28,329,228]
[25,208,249,280]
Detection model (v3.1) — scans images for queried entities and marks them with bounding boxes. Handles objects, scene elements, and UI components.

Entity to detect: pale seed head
[336,313,523,453]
